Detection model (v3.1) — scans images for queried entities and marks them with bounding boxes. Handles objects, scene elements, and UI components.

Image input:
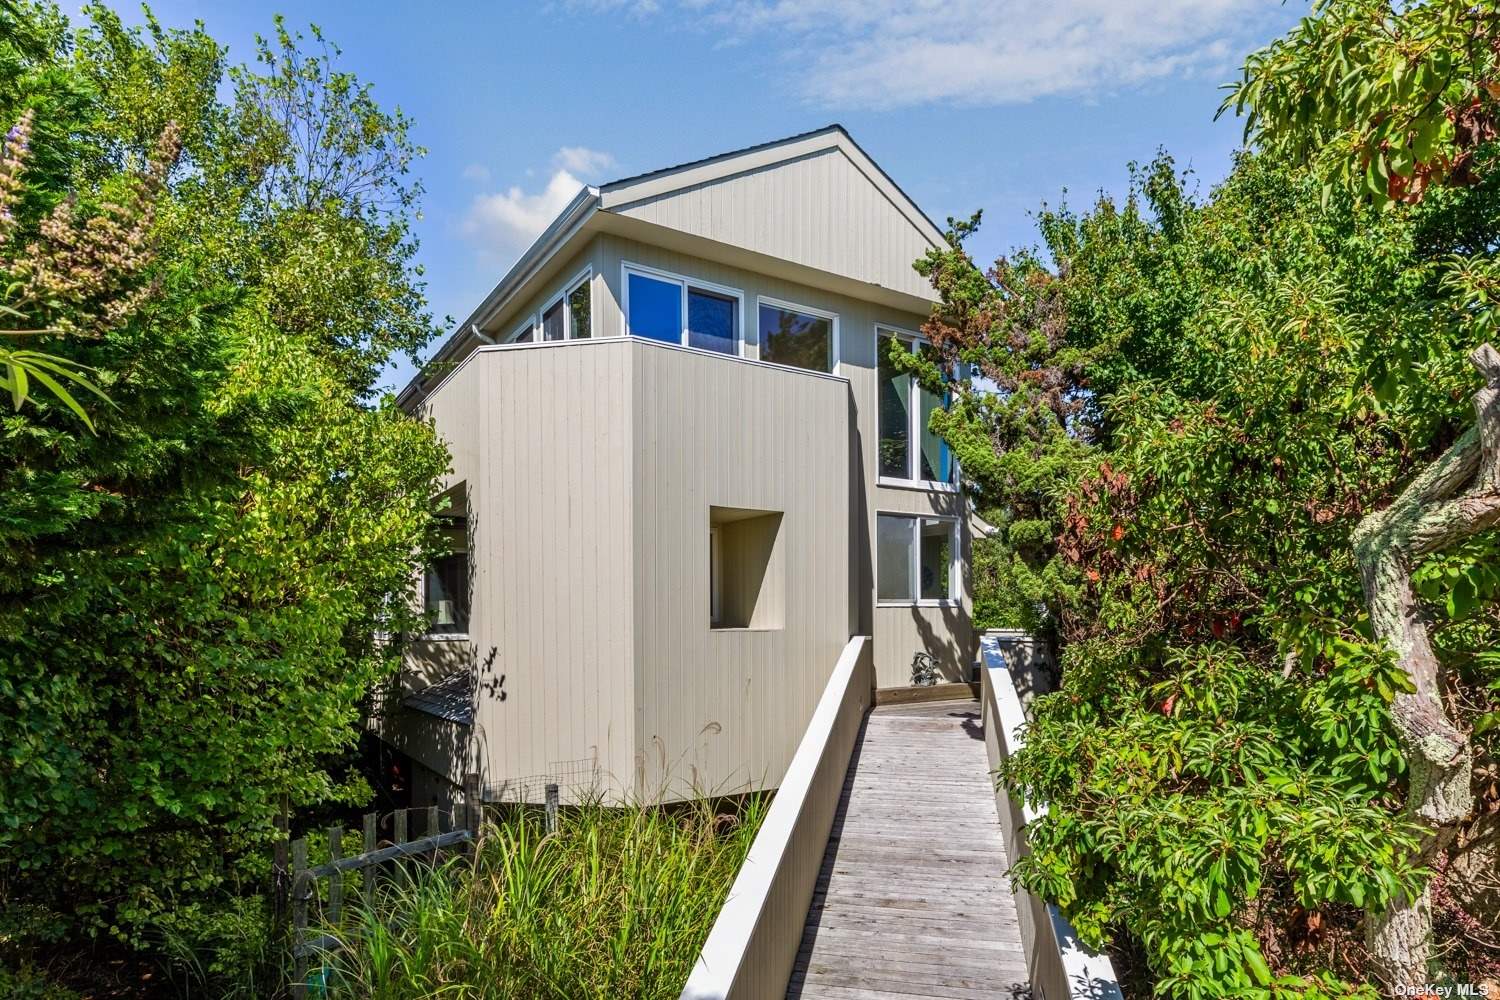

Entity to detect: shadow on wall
[907,589,977,684]
[987,631,1056,704]
[382,639,497,811]
[849,393,872,638]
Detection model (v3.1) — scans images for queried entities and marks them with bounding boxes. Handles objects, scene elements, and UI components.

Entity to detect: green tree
[1229,0,1500,206]
[1230,1,1500,983]
[0,4,449,990]
[917,147,1500,994]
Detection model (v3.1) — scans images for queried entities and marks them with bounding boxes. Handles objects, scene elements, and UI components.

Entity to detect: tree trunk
[1353,344,1500,987]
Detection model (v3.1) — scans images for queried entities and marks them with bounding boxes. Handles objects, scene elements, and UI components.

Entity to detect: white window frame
[875,512,960,608]
[876,326,957,492]
[539,267,594,341]
[620,261,746,356]
[504,313,537,344]
[756,295,840,375]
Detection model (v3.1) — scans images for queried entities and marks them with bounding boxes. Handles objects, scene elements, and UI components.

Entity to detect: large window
[759,299,835,372]
[623,263,742,355]
[424,549,470,635]
[878,330,953,486]
[876,513,957,604]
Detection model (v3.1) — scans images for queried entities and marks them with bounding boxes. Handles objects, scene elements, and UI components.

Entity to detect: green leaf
[1245,949,1272,987]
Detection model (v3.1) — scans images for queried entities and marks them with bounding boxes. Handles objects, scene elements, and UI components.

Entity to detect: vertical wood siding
[631,342,852,800]
[610,147,938,302]
[400,340,638,802]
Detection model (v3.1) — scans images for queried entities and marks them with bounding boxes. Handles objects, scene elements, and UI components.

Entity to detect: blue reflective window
[627,272,682,343]
[688,289,736,354]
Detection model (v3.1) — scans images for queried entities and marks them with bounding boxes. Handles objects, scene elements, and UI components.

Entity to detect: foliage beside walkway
[917,1,1500,991]
[316,796,767,1000]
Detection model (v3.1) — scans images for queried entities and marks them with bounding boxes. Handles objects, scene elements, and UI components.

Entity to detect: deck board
[787,699,1029,1000]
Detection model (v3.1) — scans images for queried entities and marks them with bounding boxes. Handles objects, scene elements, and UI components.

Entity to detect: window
[759,299,835,373]
[876,513,957,604]
[623,263,742,355]
[567,280,591,339]
[507,316,536,344]
[878,330,953,486]
[709,506,784,629]
[542,299,565,341]
[688,288,736,354]
[424,550,470,635]
[541,270,592,341]
[626,270,681,343]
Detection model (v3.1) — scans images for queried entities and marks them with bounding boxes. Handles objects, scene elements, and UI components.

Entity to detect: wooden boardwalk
[788,699,1029,1000]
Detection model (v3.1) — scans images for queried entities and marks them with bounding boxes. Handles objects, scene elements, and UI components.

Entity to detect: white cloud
[555,146,617,177]
[460,145,619,262]
[462,166,585,260]
[576,0,1286,109]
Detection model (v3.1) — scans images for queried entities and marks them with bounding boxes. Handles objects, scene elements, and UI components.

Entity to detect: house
[385,125,978,807]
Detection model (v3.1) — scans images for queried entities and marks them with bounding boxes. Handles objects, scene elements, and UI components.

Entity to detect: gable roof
[598,124,946,249]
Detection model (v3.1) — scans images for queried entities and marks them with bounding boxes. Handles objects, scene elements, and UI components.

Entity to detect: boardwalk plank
[787,698,1027,999]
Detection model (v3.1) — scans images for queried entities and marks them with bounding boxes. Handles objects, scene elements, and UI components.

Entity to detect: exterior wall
[590,233,977,693]
[610,146,937,302]
[630,342,852,801]
[396,340,638,803]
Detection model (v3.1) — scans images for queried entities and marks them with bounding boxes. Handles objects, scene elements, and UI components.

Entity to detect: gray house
[386,126,977,806]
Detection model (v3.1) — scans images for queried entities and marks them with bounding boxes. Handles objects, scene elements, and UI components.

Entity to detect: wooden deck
[788,699,1029,1000]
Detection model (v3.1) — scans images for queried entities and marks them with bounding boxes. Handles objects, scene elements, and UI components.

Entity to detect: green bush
[0,0,448,958]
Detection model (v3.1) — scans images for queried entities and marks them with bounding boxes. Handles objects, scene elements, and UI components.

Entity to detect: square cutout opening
[709,506,784,630]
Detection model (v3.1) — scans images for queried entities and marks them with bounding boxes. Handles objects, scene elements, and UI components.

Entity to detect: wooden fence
[271,772,564,998]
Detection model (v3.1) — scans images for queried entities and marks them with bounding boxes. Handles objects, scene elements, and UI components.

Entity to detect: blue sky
[110,1,1308,390]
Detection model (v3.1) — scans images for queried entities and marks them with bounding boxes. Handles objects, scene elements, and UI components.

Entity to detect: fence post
[464,772,481,836]
[427,804,440,838]
[290,837,309,1000]
[361,813,376,899]
[393,809,408,888]
[545,783,559,834]
[327,826,343,927]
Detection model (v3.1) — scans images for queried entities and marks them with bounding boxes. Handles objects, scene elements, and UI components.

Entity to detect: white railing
[980,632,1124,1000]
[679,635,873,1000]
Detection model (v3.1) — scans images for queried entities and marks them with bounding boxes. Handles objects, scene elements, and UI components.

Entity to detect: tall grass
[315,794,767,999]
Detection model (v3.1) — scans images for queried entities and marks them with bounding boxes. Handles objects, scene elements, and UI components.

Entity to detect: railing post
[545,783,559,834]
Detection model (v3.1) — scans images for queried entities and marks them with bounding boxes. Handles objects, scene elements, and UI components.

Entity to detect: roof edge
[599,123,846,194]
[396,184,600,408]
